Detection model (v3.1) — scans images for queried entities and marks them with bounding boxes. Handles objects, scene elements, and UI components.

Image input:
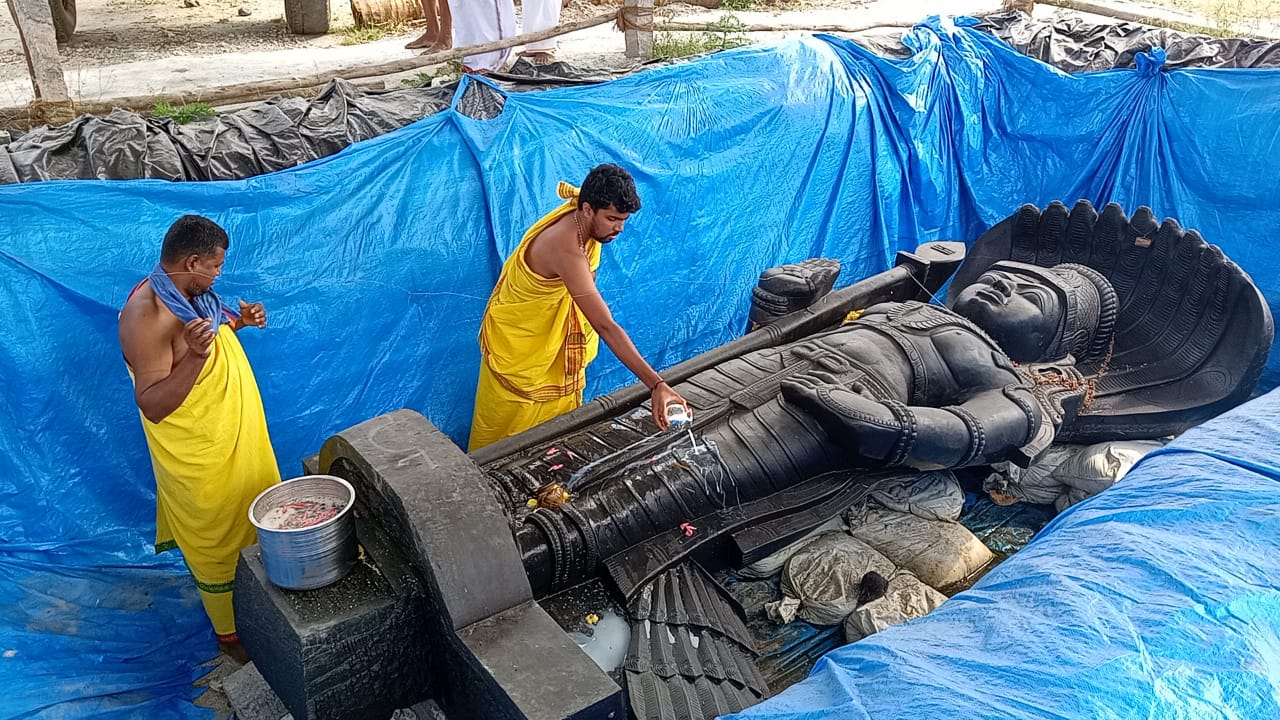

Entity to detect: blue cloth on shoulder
[146,264,240,333]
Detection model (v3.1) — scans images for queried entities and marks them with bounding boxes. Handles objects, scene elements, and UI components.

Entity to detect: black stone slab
[241,410,623,719]
[455,600,625,720]
[728,470,887,567]
[623,562,768,720]
[313,410,622,719]
[602,472,855,601]
[234,511,430,720]
[319,409,532,631]
[222,662,289,720]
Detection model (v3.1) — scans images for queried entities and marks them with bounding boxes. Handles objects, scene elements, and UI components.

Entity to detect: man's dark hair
[161,215,230,264]
[579,164,641,214]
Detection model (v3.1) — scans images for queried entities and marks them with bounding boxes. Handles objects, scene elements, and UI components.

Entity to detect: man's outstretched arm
[555,248,687,430]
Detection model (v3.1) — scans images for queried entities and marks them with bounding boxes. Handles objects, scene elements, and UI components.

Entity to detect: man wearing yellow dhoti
[470,163,688,451]
[118,215,280,664]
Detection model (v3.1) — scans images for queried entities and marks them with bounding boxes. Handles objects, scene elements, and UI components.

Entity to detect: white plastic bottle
[666,402,692,430]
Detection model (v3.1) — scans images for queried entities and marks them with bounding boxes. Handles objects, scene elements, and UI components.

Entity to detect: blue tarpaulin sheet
[729,386,1280,720]
[3,16,1280,718]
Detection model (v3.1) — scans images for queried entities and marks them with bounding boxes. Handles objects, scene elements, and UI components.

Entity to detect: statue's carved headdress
[948,200,1272,442]
[985,261,1118,365]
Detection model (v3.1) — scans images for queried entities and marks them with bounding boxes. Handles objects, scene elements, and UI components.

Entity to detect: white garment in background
[521,0,561,53]
[451,0,516,72]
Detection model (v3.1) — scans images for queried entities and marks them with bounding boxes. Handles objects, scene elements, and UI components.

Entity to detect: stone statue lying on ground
[493,200,1272,599]
[777,259,1112,471]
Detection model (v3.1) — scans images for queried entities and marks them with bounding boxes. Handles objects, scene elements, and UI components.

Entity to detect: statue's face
[952,268,1064,362]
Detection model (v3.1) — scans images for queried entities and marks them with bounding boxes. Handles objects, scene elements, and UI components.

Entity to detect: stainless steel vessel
[248,474,357,590]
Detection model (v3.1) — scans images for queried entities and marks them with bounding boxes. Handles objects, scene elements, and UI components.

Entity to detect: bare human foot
[218,638,251,666]
[519,50,555,65]
[406,30,438,50]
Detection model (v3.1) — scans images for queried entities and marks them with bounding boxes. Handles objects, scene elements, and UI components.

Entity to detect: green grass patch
[152,101,216,124]
[652,14,750,60]
[340,25,387,44]
[339,21,409,45]
[400,61,463,87]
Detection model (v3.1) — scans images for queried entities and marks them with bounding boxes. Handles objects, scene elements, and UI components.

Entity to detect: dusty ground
[1,0,1275,69]
[1163,0,1280,33]
[0,0,346,70]
[0,0,847,73]
[0,0,721,73]
[0,0,964,107]
[2,0,1278,109]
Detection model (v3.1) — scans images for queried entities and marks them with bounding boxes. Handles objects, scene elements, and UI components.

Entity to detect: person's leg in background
[437,0,453,51]
[407,0,440,50]
[518,0,559,64]
[451,0,516,72]
[406,0,454,51]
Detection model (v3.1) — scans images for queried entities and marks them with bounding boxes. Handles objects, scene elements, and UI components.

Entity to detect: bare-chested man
[469,164,688,451]
[118,214,280,664]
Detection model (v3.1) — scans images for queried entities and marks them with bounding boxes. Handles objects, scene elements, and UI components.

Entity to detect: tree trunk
[351,0,423,28]
[6,0,69,101]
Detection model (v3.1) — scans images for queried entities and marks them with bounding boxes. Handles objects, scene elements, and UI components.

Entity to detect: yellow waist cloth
[468,363,583,452]
[471,181,601,451]
[136,328,280,635]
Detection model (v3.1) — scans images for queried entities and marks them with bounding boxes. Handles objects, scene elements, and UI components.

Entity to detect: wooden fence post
[6,0,69,101]
[623,0,654,61]
[6,0,73,123]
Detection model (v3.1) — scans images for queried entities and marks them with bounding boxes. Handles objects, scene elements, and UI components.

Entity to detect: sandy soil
[1,0,347,72]
[2,0,1275,131]
[0,0,858,80]
[0,0,651,73]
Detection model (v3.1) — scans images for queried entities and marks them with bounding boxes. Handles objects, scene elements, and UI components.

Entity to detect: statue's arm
[782,375,1042,470]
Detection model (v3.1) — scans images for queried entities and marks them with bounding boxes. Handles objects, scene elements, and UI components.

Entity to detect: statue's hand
[781,373,902,462]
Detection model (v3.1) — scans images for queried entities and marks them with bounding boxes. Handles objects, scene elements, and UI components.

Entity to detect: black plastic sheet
[0,60,621,184]
[9,14,1277,185]
[978,10,1280,72]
